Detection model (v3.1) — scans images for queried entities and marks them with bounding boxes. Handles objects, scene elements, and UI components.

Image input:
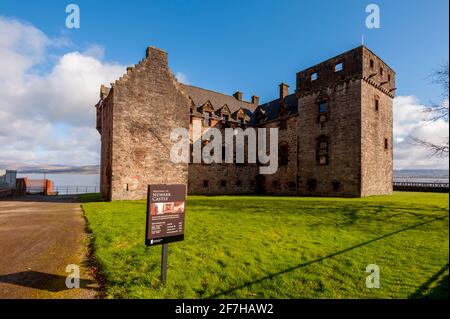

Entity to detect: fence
[25,186,99,195]
[393,182,449,193]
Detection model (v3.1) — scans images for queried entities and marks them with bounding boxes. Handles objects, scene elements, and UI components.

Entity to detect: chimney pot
[279,83,289,100]
[233,91,243,101]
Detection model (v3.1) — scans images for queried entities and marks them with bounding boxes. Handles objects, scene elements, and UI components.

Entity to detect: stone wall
[259,116,298,194]
[360,47,395,196]
[108,47,190,200]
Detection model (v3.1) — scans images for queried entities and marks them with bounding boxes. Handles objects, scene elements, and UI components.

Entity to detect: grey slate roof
[180,84,257,120]
[249,93,298,125]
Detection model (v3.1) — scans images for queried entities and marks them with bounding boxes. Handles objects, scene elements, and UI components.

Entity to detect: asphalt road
[0,196,98,299]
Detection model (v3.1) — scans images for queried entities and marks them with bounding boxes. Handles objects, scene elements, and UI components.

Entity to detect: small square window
[335,62,343,72]
[311,73,318,81]
[319,102,328,113]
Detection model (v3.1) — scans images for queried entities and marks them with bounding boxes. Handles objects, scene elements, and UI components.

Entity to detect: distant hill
[0,162,100,174]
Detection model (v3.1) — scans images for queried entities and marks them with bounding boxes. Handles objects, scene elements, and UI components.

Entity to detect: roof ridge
[181,84,255,105]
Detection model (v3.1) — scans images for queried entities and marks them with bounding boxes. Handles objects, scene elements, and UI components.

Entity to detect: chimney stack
[279,83,289,100]
[251,95,260,105]
[233,91,243,101]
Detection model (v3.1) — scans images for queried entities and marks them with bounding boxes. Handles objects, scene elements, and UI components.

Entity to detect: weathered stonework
[96,45,395,200]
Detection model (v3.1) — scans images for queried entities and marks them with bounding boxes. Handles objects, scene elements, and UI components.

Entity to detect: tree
[411,62,449,157]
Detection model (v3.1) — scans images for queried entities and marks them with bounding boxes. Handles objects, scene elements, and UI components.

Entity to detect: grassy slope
[81,192,449,299]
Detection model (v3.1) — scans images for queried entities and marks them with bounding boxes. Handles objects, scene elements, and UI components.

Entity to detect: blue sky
[1,0,448,103]
[0,0,448,169]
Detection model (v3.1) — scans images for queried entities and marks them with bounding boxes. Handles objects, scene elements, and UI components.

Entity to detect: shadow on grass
[0,271,96,292]
[207,214,449,298]
[410,263,449,299]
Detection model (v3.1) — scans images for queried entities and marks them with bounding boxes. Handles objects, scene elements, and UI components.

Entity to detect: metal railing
[393,181,449,193]
[24,186,99,195]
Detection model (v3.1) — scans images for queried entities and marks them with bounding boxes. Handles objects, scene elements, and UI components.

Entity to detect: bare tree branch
[415,63,449,157]
[410,136,449,158]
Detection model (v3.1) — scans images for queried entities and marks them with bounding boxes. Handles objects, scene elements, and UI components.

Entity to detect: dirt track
[0,196,98,299]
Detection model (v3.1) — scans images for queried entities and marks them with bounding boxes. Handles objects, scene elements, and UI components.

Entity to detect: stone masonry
[96,45,395,200]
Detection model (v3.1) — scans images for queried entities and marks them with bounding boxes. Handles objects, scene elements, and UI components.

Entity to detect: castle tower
[296,46,395,197]
[95,47,190,201]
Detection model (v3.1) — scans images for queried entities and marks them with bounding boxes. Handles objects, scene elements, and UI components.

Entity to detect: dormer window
[335,62,344,72]
[311,72,318,81]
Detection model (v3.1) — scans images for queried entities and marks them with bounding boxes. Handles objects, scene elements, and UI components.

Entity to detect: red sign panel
[145,184,186,246]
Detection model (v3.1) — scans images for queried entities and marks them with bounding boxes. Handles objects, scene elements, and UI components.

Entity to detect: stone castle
[95,45,395,201]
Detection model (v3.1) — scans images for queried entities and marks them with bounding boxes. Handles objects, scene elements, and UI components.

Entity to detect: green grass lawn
[81,192,449,299]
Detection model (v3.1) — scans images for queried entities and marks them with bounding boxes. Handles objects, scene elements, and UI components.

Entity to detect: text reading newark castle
[95,45,395,201]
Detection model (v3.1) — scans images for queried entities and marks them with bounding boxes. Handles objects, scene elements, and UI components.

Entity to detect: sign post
[145,184,186,285]
[161,244,168,284]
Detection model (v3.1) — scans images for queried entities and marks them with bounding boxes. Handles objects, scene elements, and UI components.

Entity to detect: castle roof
[249,93,298,125]
[180,84,257,120]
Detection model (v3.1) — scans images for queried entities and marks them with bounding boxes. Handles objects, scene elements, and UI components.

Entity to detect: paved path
[0,196,98,299]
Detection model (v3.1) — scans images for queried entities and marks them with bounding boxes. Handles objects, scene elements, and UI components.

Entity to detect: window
[332,181,341,192]
[311,72,318,81]
[220,180,227,187]
[316,138,329,165]
[279,143,289,166]
[280,119,287,129]
[204,112,211,126]
[335,62,344,72]
[380,67,384,76]
[238,118,245,127]
[288,182,296,191]
[370,59,374,68]
[375,99,379,112]
[388,74,391,82]
[307,179,317,192]
[384,138,389,150]
[203,180,209,188]
[236,180,243,187]
[319,101,328,113]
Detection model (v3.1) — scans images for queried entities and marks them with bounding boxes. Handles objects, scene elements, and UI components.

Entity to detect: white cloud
[0,16,125,166]
[175,72,189,84]
[393,96,449,169]
[0,16,448,171]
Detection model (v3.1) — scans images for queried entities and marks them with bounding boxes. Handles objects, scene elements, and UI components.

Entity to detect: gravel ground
[0,195,98,299]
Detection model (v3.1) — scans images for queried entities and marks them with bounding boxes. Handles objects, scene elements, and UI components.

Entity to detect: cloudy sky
[0,1,448,170]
